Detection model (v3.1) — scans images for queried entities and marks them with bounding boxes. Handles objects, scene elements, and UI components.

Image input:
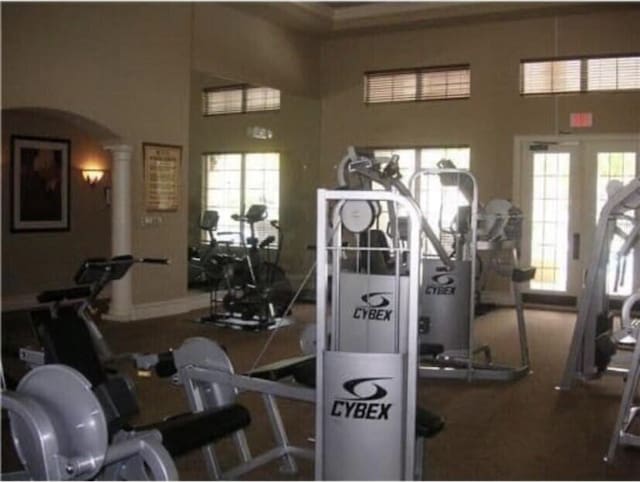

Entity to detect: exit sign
[571,112,593,128]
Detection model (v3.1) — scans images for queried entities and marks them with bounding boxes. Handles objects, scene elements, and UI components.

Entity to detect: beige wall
[192,3,321,97]
[3,3,640,307]
[189,72,322,279]
[319,9,640,202]
[2,110,112,297]
[2,3,192,305]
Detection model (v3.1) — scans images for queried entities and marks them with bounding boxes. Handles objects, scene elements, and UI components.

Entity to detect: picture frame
[10,135,71,232]
[143,142,181,212]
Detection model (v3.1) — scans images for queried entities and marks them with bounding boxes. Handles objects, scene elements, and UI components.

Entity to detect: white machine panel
[322,351,406,480]
[337,273,410,353]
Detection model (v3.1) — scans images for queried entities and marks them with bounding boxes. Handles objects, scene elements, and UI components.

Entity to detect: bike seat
[245,204,268,224]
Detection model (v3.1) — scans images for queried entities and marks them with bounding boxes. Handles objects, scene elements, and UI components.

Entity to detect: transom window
[365,65,471,104]
[521,54,640,95]
[203,85,280,116]
[202,152,280,243]
[521,60,581,94]
[588,57,640,91]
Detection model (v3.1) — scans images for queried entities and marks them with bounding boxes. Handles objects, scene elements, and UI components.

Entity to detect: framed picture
[11,135,71,232]
[143,143,181,212]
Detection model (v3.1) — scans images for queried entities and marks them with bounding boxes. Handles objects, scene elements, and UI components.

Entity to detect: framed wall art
[11,135,71,232]
[143,142,181,211]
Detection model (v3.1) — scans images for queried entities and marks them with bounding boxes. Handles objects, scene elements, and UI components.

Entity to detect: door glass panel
[596,152,637,295]
[530,152,571,291]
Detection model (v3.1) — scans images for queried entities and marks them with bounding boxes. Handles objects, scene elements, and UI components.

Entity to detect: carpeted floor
[3,304,640,480]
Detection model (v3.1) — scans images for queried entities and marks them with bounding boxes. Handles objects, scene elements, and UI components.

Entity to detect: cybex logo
[330,377,393,420]
[425,267,456,295]
[353,292,392,321]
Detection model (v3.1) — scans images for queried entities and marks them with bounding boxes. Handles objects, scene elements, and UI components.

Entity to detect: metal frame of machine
[337,147,533,382]
[558,178,640,389]
[605,290,640,463]
[167,337,314,480]
[315,188,424,480]
[409,168,532,381]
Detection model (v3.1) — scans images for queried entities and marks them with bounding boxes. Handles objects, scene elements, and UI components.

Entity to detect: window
[202,152,280,243]
[371,146,471,255]
[202,87,243,115]
[245,87,281,112]
[521,54,640,95]
[364,65,471,104]
[588,57,640,91]
[203,85,280,115]
[521,60,581,94]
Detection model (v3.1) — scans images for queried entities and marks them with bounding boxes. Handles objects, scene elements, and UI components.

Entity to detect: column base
[103,310,134,322]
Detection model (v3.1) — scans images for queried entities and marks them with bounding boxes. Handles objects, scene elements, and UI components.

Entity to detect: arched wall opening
[2,107,121,308]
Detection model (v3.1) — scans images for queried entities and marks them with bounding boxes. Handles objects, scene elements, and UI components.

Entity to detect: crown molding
[229,2,637,37]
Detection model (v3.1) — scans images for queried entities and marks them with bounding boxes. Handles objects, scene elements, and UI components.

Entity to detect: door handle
[572,233,580,260]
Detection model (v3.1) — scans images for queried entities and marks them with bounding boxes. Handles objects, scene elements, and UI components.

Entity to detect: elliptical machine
[198,204,293,331]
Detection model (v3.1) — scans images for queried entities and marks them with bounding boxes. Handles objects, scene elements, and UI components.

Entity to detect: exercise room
[2,1,640,480]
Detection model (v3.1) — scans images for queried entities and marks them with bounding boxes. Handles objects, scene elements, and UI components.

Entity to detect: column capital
[103,143,133,155]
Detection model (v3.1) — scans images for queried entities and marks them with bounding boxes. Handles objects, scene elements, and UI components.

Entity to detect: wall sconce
[82,169,106,187]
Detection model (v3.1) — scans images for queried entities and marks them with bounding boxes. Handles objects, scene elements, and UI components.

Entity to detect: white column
[104,144,133,321]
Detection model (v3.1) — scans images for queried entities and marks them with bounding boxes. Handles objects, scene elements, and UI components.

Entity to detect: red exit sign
[570,112,593,128]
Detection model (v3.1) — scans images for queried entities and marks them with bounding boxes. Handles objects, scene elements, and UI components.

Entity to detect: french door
[516,136,640,305]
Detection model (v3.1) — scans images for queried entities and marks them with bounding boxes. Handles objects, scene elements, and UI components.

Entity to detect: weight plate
[341,200,375,233]
[17,365,108,480]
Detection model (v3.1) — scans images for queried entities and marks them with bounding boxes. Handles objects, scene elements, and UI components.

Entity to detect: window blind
[203,85,281,115]
[202,88,243,115]
[588,56,640,91]
[365,65,471,104]
[521,60,581,94]
[365,72,417,103]
[421,68,470,100]
[246,87,281,112]
[521,54,640,95]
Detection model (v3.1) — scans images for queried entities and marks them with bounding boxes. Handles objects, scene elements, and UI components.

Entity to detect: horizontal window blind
[365,65,471,104]
[521,60,581,94]
[366,72,417,103]
[203,85,281,115]
[202,88,243,115]
[421,68,470,99]
[588,56,640,91]
[522,54,640,95]
[246,87,281,112]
